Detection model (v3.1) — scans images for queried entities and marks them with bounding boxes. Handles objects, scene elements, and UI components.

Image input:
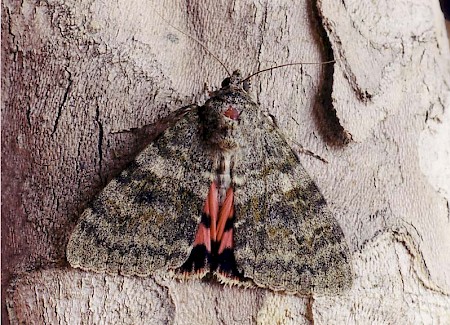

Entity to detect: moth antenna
[155,10,232,77]
[242,60,335,83]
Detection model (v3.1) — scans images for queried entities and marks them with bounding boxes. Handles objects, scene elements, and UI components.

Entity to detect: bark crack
[256,3,268,71]
[391,228,446,295]
[446,200,450,223]
[310,0,351,146]
[95,103,104,183]
[76,139,83,204]
[51,69,73,137]
[5,7,18,52]
[253,4,268,106]
[305,296,315,324]
[26,104,32,127]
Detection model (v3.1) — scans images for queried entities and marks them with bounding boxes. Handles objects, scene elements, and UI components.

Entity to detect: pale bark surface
[2,0,449,324]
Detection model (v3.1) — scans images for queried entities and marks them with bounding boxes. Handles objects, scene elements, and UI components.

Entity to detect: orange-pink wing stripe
[216,187,234,242]
[218,228,233,255]
[209,181,219,242]
[192,224,211,252]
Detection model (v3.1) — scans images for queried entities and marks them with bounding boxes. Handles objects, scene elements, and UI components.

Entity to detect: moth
[67,70,352,295]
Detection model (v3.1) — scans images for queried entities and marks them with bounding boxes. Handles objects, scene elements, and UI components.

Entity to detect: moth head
[221,70,251,92]
[199,70,257,150]
[200,72,254,150]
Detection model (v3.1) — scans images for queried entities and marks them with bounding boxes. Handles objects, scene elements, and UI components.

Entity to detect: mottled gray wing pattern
[67,106,212,276]
[233,105,352,295]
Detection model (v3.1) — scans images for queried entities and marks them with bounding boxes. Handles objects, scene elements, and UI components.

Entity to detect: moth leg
[177,182,219,277]
[290,141,328,163]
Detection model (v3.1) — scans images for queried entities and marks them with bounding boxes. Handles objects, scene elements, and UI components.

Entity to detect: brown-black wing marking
[213,186,242,279]
[232,106,352,295]
[177,181,217,276]
[67,105,213,276]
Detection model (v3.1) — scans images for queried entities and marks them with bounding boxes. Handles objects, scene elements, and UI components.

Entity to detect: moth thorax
[201,98,240,151]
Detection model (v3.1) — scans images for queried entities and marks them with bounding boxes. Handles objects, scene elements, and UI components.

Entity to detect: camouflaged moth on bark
[67,70,352,295]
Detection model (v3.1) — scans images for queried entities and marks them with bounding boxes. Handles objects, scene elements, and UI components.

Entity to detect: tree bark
[2,0,449,324]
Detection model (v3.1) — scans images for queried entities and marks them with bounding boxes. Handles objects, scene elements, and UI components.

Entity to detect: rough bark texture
[2,0,449,324]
